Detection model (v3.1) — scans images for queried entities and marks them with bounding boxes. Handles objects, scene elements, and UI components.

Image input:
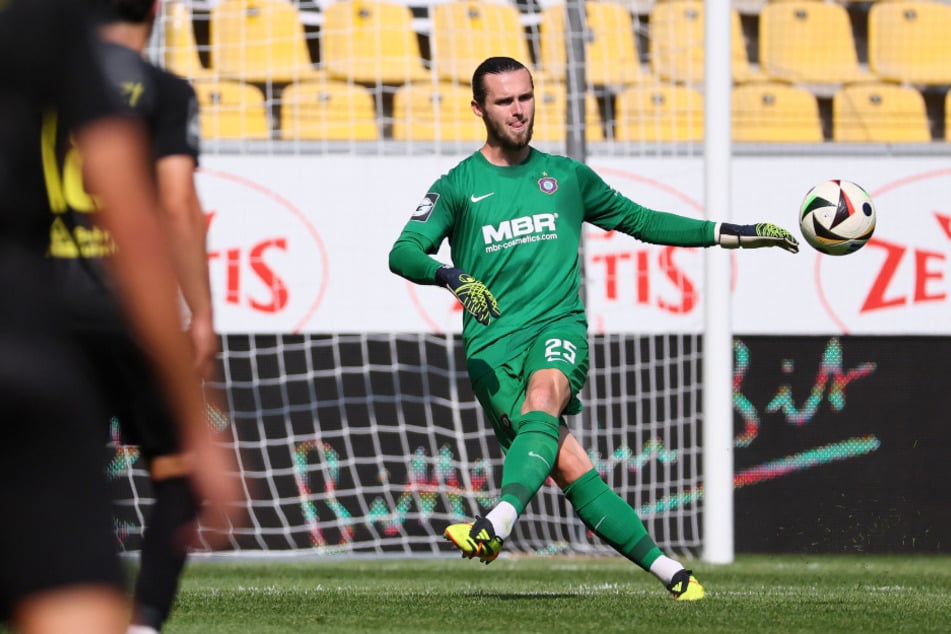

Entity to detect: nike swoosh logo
[527,451,551,470]
[470,193,495,203]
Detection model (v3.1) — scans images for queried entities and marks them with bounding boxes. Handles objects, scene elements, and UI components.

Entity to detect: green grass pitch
[152,554,951,633]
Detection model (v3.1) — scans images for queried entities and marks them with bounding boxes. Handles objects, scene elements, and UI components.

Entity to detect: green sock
[563,469,663,571]
[499,411,560,514]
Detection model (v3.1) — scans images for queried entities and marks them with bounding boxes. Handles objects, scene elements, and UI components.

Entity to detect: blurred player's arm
[77,116,242,544]
[156,154,216,380]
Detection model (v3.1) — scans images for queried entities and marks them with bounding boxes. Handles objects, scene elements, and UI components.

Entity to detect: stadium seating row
[165,0,951,88]
[193,78,601,141]
[194,77,947,143]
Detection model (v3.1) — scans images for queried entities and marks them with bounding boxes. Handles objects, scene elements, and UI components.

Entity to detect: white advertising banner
[197,154,951,335]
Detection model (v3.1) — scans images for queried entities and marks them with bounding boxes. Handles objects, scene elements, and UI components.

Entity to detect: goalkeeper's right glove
[435,266,501,326]
[717,222,799,254]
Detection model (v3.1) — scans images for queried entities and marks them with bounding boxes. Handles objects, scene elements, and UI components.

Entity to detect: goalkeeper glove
[435,266,501,326]
[717,222,799,254]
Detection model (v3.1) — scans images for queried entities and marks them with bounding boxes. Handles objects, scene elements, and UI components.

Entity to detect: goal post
[702,0,735,565]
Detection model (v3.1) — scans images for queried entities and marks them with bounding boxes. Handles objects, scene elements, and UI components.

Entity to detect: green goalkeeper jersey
[389,148,717,367]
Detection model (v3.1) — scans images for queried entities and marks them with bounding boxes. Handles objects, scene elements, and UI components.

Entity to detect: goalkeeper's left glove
[435,266,501,326]
[717,222,799,254]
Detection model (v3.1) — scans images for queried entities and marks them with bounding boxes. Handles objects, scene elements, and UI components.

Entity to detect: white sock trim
[485,501,518,540]
[649,556,685,586]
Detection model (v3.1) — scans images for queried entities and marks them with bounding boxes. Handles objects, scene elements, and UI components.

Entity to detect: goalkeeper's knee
[516,410,560,440]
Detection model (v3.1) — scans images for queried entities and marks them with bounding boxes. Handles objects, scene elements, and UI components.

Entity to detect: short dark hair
[471,57,532,105]
[97,0,154,24]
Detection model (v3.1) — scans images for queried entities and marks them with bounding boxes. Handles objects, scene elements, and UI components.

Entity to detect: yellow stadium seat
[732,82,823,142]
[164,1,213,79]
[392,82,484,142]
[613,84,704,142]
[280,80,379,141]
[192,80,271,139]
[759,2,873,87]
[210,0,320,83]
[833,82,931,143]
[321,1,429,85]
[430,2,533,84]
[648,2,765,84]
[868,1,951,85]
[539,2,647,87]
[532,81,605,142]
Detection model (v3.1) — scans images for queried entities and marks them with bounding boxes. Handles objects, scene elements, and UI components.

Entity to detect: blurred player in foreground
[85,1,215,631]
[0,1,242,632]
[389,56,799,600]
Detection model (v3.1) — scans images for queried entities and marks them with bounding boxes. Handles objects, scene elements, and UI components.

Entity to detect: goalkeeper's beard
[484,114,533,152]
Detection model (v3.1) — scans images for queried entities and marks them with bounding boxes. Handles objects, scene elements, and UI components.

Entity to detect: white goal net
[111,332,703,558]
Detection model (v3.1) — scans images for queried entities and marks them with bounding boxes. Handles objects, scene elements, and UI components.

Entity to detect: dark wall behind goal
[732,336,950,554]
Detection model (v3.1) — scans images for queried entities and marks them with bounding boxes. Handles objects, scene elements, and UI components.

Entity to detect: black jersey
[0,0,124,330]
[99,41,201,165]
[0,0,120,256]
[46,41,201,331]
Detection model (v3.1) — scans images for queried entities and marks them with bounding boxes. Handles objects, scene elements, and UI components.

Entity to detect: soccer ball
[798,179,876,256]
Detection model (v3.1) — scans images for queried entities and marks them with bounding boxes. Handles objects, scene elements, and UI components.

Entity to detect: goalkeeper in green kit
[388,57,798,601]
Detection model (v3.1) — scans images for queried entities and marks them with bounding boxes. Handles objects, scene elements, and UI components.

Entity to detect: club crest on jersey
[411,193,439,222]
[538,176,558,195]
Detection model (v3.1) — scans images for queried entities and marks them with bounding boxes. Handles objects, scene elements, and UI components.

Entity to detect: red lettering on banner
[591,247,696,314]
[225,248,241,304]
[206,211,290,314]
[207,246,241,304]
[935,213,951,240]
[591,253,631,299]
[914,250,946,303]
[249,239,289,313]
[861,238,948,312]
[197,168,328,333]
[861,239,906,312]
[657,246,696,314]
[636,251,649,304]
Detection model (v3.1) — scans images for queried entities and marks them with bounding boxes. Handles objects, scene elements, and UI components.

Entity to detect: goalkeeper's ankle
[484,501,518,540]
[649,555,687,586]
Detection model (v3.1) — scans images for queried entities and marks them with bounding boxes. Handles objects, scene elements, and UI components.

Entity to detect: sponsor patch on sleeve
[411,192,439,222]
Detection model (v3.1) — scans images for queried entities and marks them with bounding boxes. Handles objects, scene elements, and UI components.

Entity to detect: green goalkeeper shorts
[468,319,589,452]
